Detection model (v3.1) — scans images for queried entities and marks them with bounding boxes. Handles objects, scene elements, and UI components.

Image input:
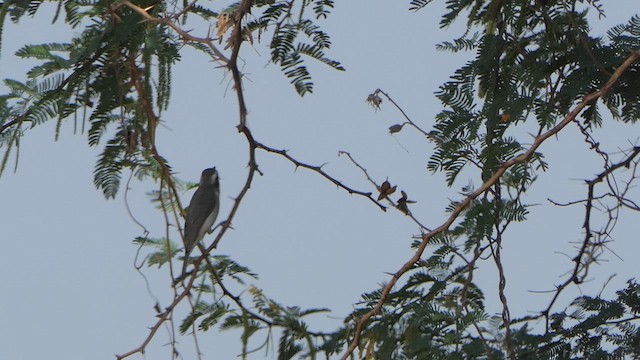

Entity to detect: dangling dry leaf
[397,190,416,214]
[216,12,233,44]
[366,93,382,110]
[378,180,397,200]
[389,124,403,134]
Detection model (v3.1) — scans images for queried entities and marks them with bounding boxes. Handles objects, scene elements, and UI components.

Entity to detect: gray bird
[182,167,220,276]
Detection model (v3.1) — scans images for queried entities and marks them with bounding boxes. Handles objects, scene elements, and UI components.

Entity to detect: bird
[181,167,220,276]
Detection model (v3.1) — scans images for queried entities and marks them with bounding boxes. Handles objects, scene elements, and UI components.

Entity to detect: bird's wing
[184,187,219,246]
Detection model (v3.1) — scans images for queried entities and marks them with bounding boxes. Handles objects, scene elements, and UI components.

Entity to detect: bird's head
[200,167,219,187]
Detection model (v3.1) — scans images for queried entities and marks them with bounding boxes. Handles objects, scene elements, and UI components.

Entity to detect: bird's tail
[181,249,191,278]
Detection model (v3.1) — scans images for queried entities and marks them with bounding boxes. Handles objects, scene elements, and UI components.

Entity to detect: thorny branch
[338,150,430,230]
[121,0,230,64]
[256,144,387,211]
[541,145,640,330]
[339,49,640,360]
[116,1,254,358]
[28,0,638,356]
[116,33,197,360]
[117,0,381,357]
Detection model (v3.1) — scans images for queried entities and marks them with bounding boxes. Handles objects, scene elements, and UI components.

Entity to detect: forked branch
[339,49,640,359]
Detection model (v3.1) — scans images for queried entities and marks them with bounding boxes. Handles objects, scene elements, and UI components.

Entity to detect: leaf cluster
[0,0,180,197]
[336,0,640,358]
[247,0,344,96]
[145,244,332,359]
[0,0,343,197]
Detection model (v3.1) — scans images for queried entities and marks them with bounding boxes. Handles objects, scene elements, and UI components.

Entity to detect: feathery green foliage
[336,0,640,358]
[1,0,639,358]
[0,0,341,193]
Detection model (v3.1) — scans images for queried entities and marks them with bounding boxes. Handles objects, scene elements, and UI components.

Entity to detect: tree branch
[340,49,640,360]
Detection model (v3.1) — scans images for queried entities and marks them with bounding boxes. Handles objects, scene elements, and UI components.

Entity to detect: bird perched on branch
[182,167,220,276]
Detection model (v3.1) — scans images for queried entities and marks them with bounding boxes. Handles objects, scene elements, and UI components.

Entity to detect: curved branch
[120,0,230,64]
[540,145,640,329]
[116,273,198,359]
[0,118,21,135]
[340,49,640,359]
[338,150,429,229]
[256,144,387,211]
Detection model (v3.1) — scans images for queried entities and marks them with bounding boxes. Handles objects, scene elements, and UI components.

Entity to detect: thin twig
[338,150,430,229]
[256,144,387,211]
[541,145,640,330]
[121,0,230,63]
[340,49,640,360]
[372,88,430,137]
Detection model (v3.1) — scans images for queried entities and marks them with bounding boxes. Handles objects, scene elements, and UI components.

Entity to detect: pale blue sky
[1,1,639,359]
